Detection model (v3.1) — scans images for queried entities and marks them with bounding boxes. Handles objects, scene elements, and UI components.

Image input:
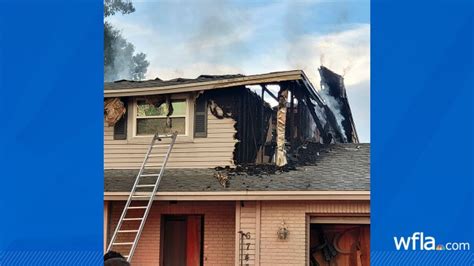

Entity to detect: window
[135,99,187,136]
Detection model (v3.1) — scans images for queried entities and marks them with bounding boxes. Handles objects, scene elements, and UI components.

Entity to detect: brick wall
[107,201,236,266]
[106,200,369,266]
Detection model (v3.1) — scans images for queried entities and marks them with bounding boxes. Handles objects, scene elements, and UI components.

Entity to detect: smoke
[311,98,327,126]
[342,58,353,77]
[319,81,347,142]
[184,0,252,66]
[105,40,132,81]
[104,22,149,82]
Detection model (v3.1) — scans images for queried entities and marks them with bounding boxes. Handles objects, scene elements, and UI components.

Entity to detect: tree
[104,0,134,17]
[104,0,149,82]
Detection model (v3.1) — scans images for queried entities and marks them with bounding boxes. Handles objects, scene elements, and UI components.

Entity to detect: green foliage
[104,0,135,17]
[132,52,149,81]
[104,0,149,81]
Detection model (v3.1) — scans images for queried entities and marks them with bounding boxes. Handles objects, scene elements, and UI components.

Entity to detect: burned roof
[103,70,306,97]
[105,74,245,91]
[104,143,370,193]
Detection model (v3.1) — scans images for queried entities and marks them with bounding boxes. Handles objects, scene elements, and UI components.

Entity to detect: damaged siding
[104,108,237,169]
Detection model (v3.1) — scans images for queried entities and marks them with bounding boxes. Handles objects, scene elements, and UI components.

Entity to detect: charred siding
[319,66,359,143]
[205,87,273,165]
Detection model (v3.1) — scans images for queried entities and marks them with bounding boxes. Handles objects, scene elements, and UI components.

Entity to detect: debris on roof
[214,171,229,188]
[104,143,370,193]
[105,74,245,90]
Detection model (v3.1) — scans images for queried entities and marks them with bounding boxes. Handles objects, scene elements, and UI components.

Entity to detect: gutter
[104,190,370,201]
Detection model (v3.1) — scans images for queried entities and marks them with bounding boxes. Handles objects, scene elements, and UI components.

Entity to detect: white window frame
[131,95,192,138]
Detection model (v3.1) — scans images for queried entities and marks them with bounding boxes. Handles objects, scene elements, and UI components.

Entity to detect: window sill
[127,135,194,144]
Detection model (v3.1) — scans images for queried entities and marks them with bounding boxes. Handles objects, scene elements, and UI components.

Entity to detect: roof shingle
[105,74,245,90]
[104,143,370,193]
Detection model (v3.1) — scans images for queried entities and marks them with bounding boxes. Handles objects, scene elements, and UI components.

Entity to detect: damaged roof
[105,74,245,90]
[104,143,370,193]
[104,70,305,97]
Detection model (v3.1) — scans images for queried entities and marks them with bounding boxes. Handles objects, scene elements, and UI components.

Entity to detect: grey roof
[105,74,245,90]
[104,143,370,193]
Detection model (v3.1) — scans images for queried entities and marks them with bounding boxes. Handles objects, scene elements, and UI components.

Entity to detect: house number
[238,231,251,266]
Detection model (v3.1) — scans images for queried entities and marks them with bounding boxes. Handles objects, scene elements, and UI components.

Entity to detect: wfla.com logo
[393,232,471,251]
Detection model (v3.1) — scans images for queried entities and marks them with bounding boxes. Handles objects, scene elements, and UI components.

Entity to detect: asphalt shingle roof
[104,74,245,90]
[104,143,370,192]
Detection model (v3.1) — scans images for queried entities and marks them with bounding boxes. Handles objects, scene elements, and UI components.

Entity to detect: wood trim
[235,202,241,266]
[306,215,310,266]
[129,94,194,139]
[103,201,109,253]
[104,71,304,97]
[104,191,370,201]
[255,201,261,266]
[309,216,370,224]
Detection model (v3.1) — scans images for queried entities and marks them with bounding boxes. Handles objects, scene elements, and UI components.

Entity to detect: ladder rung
[123,217,143,221]
[136,184,155,188]
[113,242,134,246]
[127,206,148,209]
[118,230,139,233]
[144,164,163,167]
[155,135,174,138]
[139,174,159,177]
[148,154,165,158]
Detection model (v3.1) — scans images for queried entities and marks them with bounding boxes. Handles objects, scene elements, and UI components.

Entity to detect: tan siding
[237,201,258,266]
[104,109,237,169]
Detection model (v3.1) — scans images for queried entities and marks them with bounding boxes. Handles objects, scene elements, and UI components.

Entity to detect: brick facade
[106,201,236,266]
[106,200,369,266]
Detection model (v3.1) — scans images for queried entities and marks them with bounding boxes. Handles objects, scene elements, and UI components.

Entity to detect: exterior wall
[104,102,237,169]
[237,200,370,266]
[107,201,236,266]
[235,201,259,266]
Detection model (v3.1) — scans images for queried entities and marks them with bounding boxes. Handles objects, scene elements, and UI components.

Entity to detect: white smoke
[287,24,370,87]
[104,41,133,81]
[319,82,347,142]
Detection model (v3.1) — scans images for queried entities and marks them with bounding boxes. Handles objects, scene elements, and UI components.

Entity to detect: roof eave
[104,190,370,201]
[104,70,305,97]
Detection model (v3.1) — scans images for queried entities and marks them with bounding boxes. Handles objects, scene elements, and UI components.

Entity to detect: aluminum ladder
[106,131,178,261]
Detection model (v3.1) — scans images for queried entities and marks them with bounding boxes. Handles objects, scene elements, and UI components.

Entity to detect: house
[103,67,370,266]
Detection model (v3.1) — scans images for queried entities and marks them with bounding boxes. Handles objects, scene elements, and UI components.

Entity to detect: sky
[108,0,370,142]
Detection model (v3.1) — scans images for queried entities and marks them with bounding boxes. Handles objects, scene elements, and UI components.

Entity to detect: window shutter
[113,98,128,140]
[194,95,208,138]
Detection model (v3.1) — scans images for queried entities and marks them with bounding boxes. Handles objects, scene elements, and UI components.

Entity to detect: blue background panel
[0,0,103,264]
[0,0,472,265]
[372,0,473,264]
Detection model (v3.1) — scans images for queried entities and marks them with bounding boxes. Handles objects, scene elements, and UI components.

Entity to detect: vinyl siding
[236,201,258,266]
[104,109,237,169]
